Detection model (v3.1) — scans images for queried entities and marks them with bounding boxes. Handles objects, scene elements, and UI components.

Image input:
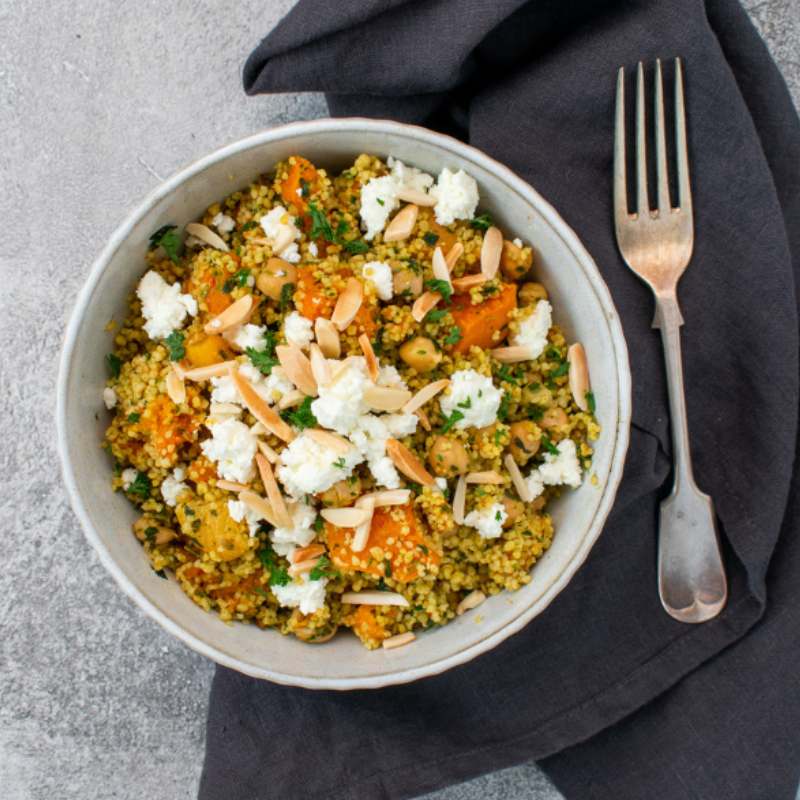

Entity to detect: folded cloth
[199,1,800,798]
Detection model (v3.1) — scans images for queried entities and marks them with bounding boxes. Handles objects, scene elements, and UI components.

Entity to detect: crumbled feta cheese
[434,477,449,493]
[262,366,295,402]
[281,242,301,264]
[228,323,267,352]
[136,270,197,340]
[161,467,188,507]
[227,499,262,537]
[200,417,258,483]
[260,205,301,260]
[209,361,276,405]
[439,369,502,430]
[538,438,582,488]
[121,468,137,490]
[211,212,235,233]
[308,242,319,257]
[362,261,394,301]
[464,502,507,539]
[388,156,435,194]
[512,237,523,248]
[525,470,545,501]
[348,412,418,489]
[277,433,364,497]
[431,168,480,226]
[270,501,317,557]
[377,364,405,388]
[311,359,371,435]
[511,300,552,359]
[283,311,314,349]
[271,574,328,615]
[103,387,117,410]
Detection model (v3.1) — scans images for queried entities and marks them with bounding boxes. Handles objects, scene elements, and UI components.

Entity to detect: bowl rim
[57,117,631,690]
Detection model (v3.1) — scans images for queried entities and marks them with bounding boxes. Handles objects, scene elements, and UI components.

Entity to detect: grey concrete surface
[0,1,797,799]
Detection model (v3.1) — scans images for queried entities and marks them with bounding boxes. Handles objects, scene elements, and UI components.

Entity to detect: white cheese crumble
[121,468,137,490]
[277,432,364,497]
[271,574,328,615]
[439,369,502,430]
[270,501,317,557]
[260,205,301,262]
[200,417,258,483]
[362,261,394,301]
[308,242,319,257]
[209,361,277,406]
[464,502,507,539]
[211,212,235,233]
[311,358,371,435]
[261,366,295,403]
[103,387,117,410]
[512,237,523,248]
[283,311,314,349]
[434,477,449,493]
[511,300,552,359]
[136,270,197,340]
[431,168,480,226]
[349,412,418,489]
[228,323,267,351]
[161,467,188,507]
[227,499,262,537]
[525,438,583,499]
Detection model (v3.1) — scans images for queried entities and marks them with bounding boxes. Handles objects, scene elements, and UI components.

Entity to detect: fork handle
[653,294,727,623]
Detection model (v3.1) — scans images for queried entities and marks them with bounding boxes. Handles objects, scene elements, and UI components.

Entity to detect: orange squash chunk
[346,605,391,646]
[280,156,318,211]
[185,334,230,367]
[297,266,377,337]
[450,282,517,354]
[429,221,458,254]
[140,394,199,464]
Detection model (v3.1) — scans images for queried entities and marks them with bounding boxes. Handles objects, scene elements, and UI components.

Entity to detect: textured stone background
[1,1,797,798]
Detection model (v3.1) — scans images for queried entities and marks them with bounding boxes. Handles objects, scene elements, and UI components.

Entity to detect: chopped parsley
[280,396,318,430]
[495,509,503,521]
[405,258,422,274]
[127,412,141,423]
[332,456,347,469]
[258,545,291,586]
[444,326,462,346]
[457,396,472,409]
[222,277,236,293]
[343,239,369,255]
[309,555,338,581]
[439,409,464,434]
[148,224,182,264]
[308,202,336,242]
[384,559,393,578]
[586,391,596,414]
[528,404,544,421]
[106,353,122,378]
[279,282,295,311]
[424,278,453,304]
[550,361,569,378]
[144,526,157,544]
[424,308,447,323]
[127,471,151,499]
[376,198,385,206]
[541,435,560,456]
[423,231,439,246]
[497,391,511,422]
[164,330,185,361]
[470,213,493,231]
[299,178,311,197]
[313,515,324,533]
[241,220,259,231]
[247,347,278,376]
[496,364,521,385]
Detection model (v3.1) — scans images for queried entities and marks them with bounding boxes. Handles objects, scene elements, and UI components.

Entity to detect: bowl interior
[58,119,630,689]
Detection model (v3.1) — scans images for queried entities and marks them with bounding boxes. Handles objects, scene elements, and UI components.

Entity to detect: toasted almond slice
[452,273,487,292]
[230,369,295,442]
[276,344,317,397]
[171,360,188,380]
[466,470,506,485]
[568,342,591,412]
[358,334,380,382]
[185,222,229,252]
[288,557,323,577]
[456,590,486,616]
[385,438,435,487]
[183,360,239,381]
[309,343,331,387]
[431,246,451,287]
[250,422,266,436]
[209,402,241,417]
[340,590,409,607]
[291,543,326,564]
[490,345,535,364]
[416,407,431,431]
[402,379,450,414]
[166,369,185,404]
[411,291,442,323]
[256,453,291,528]
[271,225,294,255]
[257,439,280,463]
[383,203,419,242]
[204,294,257,335]
[306,428,353,455]
[360,489,412,507]
[247,236,271,247]
[331,278,363,331]
[216,479,249,493]
[480,225,503,279]
[504,453,532,503]
[445,241,464,270]
[277,389,305,410]
[396,187,436,206]
[351,495,376,553]
[314,317,341,358]
[239,490,278,527]
[363,385,413,412]
[452,475,467,524]
[382,632,416,650]
[320,506,372,528]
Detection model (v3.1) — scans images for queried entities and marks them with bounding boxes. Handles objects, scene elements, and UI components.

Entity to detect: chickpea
[508,420,541,465]
[256,257,297,301]
[519,282,548,306]
[500,239,533,280]
[501,496,525,528]
[540,407,568,431]
[294,625,338,643]
[399,336,441,373]
[393,268,423,299]
[428,436,469,477]
[133,517,176,545]
[318,477,362,507]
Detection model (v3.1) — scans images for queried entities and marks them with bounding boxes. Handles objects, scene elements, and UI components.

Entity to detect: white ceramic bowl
[57,118,631,690]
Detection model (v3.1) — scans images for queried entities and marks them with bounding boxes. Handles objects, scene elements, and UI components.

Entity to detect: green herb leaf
[236,269,251,287]
[127,412,141,423]
[439,409,464,434]
[258,545,291,586]
[384,559,393,578]
[550,361,569,378]
[496,364,521,385]
[222,278,236,293]
[424,308,447,323]
[343,239,369,255]
[280,396,318,430]
[470,213,493,231]
[106,353,122,378]
[444,326,462,346]
[164,330,185,361]
[586,391,596,414]
[332,456,347,469]
[528,404,544,421]
[376,198,385,206]
[541,434,560,456]
[313,515,324,533]
[144,526,157,544]
[457,395,472,409]
[148,224,182,263]
[241,220,259,231]
[497,392,511,422]
[423,231,439,246]
[309,555,338,581]
[246,348,278,376]
[128,471,151,499]
[308,202,336,243]
[424,278,453,304]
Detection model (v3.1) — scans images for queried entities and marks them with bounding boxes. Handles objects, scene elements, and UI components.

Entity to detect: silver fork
[613,59,727,623]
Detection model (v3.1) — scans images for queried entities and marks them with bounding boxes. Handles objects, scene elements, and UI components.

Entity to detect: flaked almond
[431,246,451,288]
[256,452,291,528]
[452,475,467,524]
[276,344,317,397]
[291,543,326,564]
[288,557,323,577]
[230,369,295,442]
[445,241,464,270]
[402,379,449,414]
[385,438,435,487]
[257,439,280,463]
[383,203,419,242]
[340,590,409,607]
[351,495,376,553]
[411,291,442,323]
[490,345,534,364]
[480,225,503,279]
[171,361,188,380]
[271,225,295,255]
[306,428,353,455]
[331,277,363,331]
[185,222,229,252]
[416,407,431,431]
[358,334,380,382]
[456,590,486,616]
[363,385,413,412]
[382,632,416,650]
[216,479,249,492]
[183,360,238,381]
[309,343,331,387]
[314,317,341,358]
[166,368,185,404]
[568,342,591,412]
[277,389,305,410]
[320,506,372,528]
[204,294,257,335]
[359,489,412,507]
[504,453,531,502]
[294,626,338,644]
[466,470,506,484]
[239,490,278,527]
[209,402,241,417]
[396,187,436,206]
[452,273,487,292]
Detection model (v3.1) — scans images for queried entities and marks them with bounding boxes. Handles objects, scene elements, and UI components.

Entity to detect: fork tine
[613,67,628,221]
[654,59,671,214]
[674,58,692,213]
[635,62,649,215]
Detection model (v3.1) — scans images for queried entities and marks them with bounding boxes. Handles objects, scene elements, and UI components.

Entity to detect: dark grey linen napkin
[199,1,800,798]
